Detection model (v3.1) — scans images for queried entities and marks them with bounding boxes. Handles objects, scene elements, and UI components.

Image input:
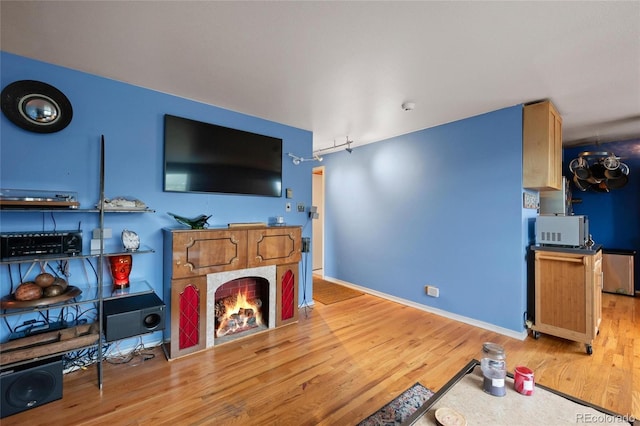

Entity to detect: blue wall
[1,51,539,342]
[321,105,532,333]
[0,52,314,345]
[565,139,640,292]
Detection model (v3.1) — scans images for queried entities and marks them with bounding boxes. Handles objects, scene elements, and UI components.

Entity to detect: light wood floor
[4,291,638,425]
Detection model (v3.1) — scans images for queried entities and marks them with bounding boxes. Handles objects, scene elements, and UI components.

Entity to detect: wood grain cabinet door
[533,250,601,345]
[276,263,299,326]
[247,227,302,268]
[523,100,563,191]
[592,252,603,335]
[171,229,248,279]
[170,276,207,358]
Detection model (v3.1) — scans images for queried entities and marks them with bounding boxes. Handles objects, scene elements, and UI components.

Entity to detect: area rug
[357,383,434,426]
[312,276,364,305]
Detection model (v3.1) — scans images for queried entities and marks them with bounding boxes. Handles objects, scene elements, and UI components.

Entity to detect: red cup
[514,366,534,396]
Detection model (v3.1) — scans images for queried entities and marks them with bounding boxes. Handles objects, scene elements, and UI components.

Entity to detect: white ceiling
[1,1,639,152]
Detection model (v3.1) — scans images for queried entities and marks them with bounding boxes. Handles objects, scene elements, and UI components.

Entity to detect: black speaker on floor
[0,357,63,418]
[103,292,165,342]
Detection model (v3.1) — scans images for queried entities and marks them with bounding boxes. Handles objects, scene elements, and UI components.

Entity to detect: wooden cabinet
[531,248,602,354]
[276,263,299,327]
[523,100,563,190]
[169,276,207,358]
[168,228,248,279]
[166,227,301,279]
[247,227,302,268]
[163,226,301,359]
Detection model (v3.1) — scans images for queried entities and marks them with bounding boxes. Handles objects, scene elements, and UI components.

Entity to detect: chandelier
[569,151,629,192]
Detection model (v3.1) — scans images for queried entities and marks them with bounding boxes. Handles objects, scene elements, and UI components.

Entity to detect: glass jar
[480,342,506,396]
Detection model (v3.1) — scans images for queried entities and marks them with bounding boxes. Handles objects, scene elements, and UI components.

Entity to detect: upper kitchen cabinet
[523,101,563,191]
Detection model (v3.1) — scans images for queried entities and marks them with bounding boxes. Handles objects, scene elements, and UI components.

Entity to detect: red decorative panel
[280,269,295,321]
[179,284,200,350]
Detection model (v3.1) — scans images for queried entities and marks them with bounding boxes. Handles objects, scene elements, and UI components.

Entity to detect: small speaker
[0,357,63,418]
[103,292,165,342]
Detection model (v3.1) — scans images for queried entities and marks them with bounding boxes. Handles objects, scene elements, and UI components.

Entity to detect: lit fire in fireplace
[215,288,263,337]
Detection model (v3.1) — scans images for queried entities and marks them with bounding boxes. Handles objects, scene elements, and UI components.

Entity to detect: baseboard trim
[319,276,528,341]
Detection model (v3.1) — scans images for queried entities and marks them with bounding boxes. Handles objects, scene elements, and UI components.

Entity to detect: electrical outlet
[425,285,440,297]
[285,202,291,212]
[297,203,305,212]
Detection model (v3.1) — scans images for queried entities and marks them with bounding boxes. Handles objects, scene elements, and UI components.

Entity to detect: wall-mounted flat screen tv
[163,114,282,197]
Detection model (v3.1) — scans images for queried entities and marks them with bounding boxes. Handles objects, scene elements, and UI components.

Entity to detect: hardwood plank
[2,292,638,425]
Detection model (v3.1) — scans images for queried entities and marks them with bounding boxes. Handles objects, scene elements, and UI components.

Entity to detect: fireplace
[164,226,301,359]
[207,266,276,347]
[214,278,266,339]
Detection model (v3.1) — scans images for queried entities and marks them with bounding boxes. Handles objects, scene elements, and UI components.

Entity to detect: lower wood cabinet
[531,247,602,354]
[276,263,299,327]
[169,276,207,359]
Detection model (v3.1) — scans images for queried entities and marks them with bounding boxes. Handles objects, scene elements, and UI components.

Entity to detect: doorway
[312,166,324,275]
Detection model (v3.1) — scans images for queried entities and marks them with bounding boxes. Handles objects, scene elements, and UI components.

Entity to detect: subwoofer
[103,292,165,342]
[0,357,63,418]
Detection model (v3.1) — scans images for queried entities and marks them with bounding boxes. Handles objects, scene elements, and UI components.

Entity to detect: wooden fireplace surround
[163,226,302,359]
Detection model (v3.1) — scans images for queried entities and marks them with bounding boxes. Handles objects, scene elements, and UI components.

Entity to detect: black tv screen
[163,114,283,197]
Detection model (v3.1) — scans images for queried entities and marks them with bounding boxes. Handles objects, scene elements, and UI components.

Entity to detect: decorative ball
[44,285,64,297]
[15,282,43,301]
[53,277,68,291]
[34,272,55,288]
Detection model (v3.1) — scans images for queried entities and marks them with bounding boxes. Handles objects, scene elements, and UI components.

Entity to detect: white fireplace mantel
[206,265,276,348]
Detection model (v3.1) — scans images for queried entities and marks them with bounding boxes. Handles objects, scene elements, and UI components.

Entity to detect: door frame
[312,166,325,275]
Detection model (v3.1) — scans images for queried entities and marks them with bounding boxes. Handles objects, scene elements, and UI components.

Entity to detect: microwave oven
[535,215,589,247]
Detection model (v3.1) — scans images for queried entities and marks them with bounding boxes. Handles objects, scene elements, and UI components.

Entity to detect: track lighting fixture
[314,136,354,155]
[287,152,323,165]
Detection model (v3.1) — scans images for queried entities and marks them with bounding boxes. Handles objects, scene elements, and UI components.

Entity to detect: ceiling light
[314,136,355,155]
[287,152,322,165]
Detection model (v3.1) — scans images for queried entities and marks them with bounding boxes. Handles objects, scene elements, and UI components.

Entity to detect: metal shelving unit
[0,136,155,388]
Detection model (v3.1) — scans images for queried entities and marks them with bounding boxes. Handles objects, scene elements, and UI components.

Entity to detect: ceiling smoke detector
[401,102,416,111]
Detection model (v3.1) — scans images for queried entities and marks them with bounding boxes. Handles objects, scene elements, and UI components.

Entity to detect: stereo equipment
[0,357,63,418]
[0,188,79,209]
[103,292,165,342]
[0,230,82,259]
[9,319,87,341]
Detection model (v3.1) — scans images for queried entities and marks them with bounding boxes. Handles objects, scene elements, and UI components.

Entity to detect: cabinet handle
[537,255,584,263]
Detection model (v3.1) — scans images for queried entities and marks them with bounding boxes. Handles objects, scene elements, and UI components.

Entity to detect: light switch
[286,188,293,199]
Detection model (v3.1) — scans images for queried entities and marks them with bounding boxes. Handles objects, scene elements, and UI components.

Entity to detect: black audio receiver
[0,230,82,258]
